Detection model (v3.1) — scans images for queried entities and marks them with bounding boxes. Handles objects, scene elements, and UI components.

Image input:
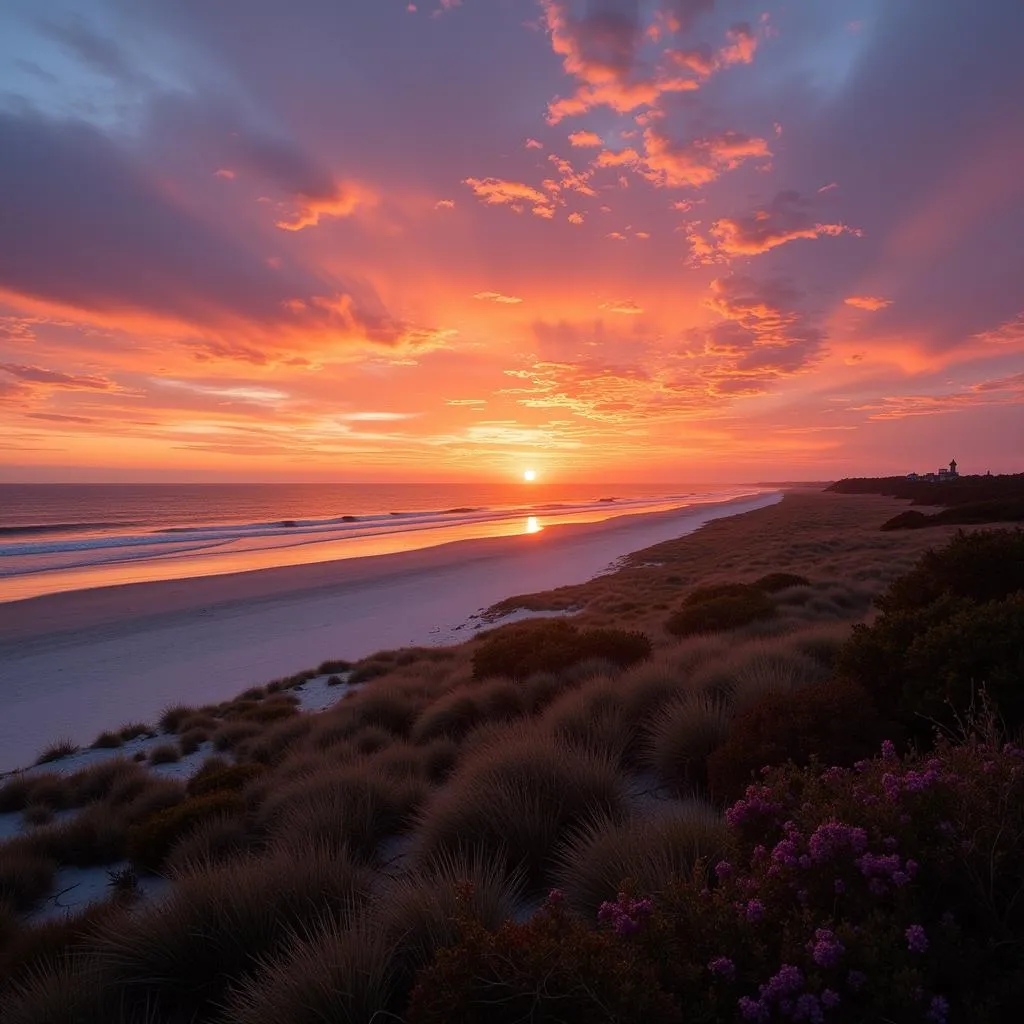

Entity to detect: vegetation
[3,497,1023,1021]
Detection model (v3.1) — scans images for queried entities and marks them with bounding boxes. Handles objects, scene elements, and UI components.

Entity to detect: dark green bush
[665,590,775,638]
[127,792,245,870]
[706,678,894,802]
[471,620,651,681]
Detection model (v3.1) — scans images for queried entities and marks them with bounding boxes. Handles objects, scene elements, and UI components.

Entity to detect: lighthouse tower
[949,459,958,477]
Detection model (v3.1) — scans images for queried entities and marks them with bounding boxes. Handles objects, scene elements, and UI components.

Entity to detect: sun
[523,468,537,482]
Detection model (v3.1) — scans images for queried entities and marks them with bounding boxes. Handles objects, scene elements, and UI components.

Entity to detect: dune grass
[414,726,627,888]
[34,738,79,765]
[644,694,732,794]
[0,842,57,912]
[554,806,729,916]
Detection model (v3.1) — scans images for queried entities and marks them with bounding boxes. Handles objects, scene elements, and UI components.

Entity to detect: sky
[0,0,1022,484]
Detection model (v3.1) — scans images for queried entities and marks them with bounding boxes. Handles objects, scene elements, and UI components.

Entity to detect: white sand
[0,493,779,772]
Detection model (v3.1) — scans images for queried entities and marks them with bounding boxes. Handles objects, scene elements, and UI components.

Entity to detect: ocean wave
[0,521,138,537]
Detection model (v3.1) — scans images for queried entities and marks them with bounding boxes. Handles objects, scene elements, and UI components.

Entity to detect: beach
[0,492,778,772]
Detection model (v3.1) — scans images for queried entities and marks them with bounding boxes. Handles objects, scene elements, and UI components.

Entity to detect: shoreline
[0,492,779,772]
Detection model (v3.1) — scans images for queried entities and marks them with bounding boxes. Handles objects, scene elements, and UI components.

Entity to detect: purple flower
[715,860,734,879]
[793,992,824,1023]
[761,964,804,1001]
[821,989,840,1009]
[881,739,897,761]
[808,822,868,864]
[926,995,950,1024]
[906,924,929,953]
[708,956,736,979]
[772,838,800,867]
[739,996,769,1022]
[809,928,845,968]
[745,898,765,922]
[547,888,564,905]
[597,893,653,936]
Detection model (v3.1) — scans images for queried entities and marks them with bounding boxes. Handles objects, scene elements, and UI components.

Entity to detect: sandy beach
[0,492,777,772]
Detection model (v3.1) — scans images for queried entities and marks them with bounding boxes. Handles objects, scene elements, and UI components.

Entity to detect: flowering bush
[412,740,1024,1022]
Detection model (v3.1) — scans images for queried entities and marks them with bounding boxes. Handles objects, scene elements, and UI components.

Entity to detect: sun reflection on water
[525,516,542,534]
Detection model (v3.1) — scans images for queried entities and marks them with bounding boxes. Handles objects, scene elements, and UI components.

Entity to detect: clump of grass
[554,806,728,916]
[212,721,262,752]
[119,722,153,741]
[327,674,345,686]
[753,572,811,592]
[148,743,181,766]
[411,690,483,744]
[259,767,426,862]
[127,792,245,870]
[644,695,731,794]
[90,730,124,750]
[34,738,79,765]
[68,758,148,805]
[665,587,776,638]
[178,727,209,755]
[158,705,194,733]
[318,659,352,675]
[188,762,265,799]
[21,804,54,828]
[246,716,314,765]
[0,842,57,912]
[238,687,267,701]
[164,814,251,877]
[414,727,627,888]
[541,677,636,765]
[220,918,397,1024]
[0,773,71,814]
[28,803,128,867]
[94,845,372,1020]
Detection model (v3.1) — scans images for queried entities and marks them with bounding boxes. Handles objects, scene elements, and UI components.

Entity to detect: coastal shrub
[753,572,812,593]
[405,891,679,1024]
[877,527,1024,614]
[187,762,265,799]
[554,807,728,917]
[471,620,651,681]
[260,767,426,861]
[94,846,372,1020]
[90,730,124,749]
[220,919,397,1024]
[645,695,731,794]
[706,678,894,802]
[0,842,56,912]
[414,728,627,888]
[720,644,828,712]
[148,742,181,765]
[127,792,245,870]
[34,738,78,765]
[665,589,776,638]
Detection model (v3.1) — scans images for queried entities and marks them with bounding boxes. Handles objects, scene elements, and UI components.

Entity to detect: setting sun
[523,469,537,482]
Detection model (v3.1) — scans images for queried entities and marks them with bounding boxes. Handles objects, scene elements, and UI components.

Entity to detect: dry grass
[0,842,57,912]
[94,845,372,1020]
[164,814,251,877]
[541,676,636,765]
[34,738,79,765]
[414,725,628,888]
[644,695,732,794]
[554,806,728,916]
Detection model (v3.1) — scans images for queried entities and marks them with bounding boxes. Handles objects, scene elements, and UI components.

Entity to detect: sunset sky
[1,0,1022,483]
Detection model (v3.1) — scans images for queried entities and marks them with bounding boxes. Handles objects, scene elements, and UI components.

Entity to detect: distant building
[907,459,958,482]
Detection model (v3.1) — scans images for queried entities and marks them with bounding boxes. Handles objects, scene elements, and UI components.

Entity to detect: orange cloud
[594,147,641,167]
[525,138,544,149]
[275,180,373,231]
[463,176,556,216]
[600,300,644,315]
[0,363,119,390]
[569,130,603,147]
[435,199,455,209]
[844,295,892,311]
[973,312,1024,345]
[568,211,585,224]
[640,128,770,187]
[547,154,597,196]
[474,291,523,304]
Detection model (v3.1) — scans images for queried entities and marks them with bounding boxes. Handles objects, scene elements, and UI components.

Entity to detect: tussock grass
[34,738,79,765]
[0,842,57,912]
[147,743,181,765]
[0,773,72,813]
[555,806,728,916]
[645,695,731,794]
[118,722,153,741]
[21,804,54,828]
[178,726,209,755]
[366,739,458,783]
[541,676,636,765]
[158,704,194,732]
[128,792,244,870]
[414,727,627,888]
[28,802,127,867]
[212,720,262,752]
[221,918,396,1024]
[246,715,314,765]
[94,845,372,1020]
[164,814,251,877]
[259,766,427,861]
[187,762,265,798]
[90,730,124,750]
[1,957,124,1024]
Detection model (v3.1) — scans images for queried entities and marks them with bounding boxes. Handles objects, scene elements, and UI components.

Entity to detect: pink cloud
[275,180,373,231]
[462,176,557,216]
[569,130,603,147]
[844,295,892,311]
[640,127,770,187]
[0,363,119,390]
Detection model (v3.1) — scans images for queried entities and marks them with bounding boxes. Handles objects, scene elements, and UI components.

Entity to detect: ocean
[0,482,759,602]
